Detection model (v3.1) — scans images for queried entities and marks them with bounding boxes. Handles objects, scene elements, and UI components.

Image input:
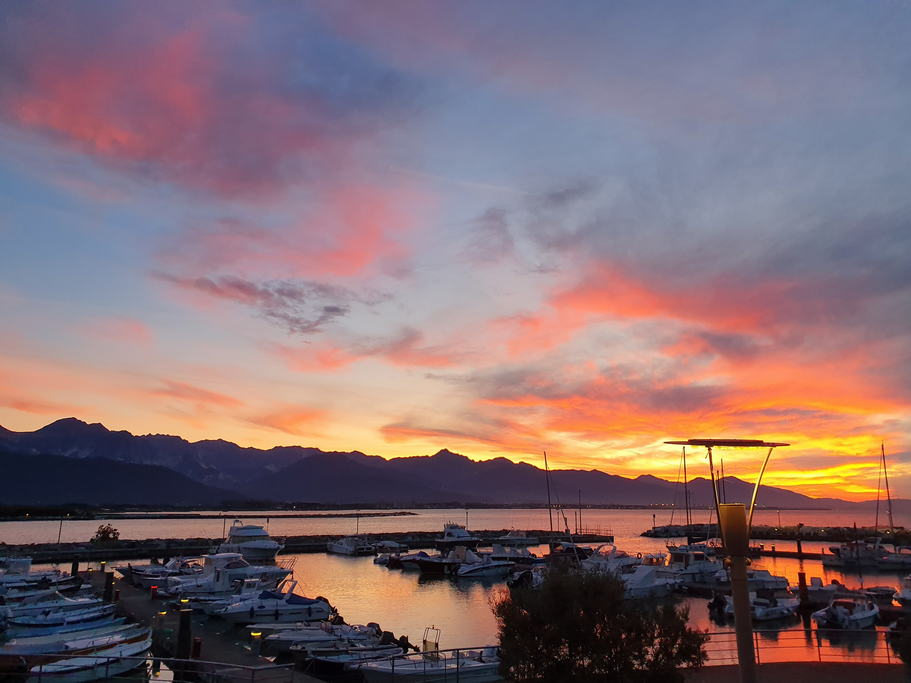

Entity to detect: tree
[492,567,708,683]
[90,524,120,544]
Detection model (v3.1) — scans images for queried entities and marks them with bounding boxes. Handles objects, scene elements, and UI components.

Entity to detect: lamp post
[665,438,789,683]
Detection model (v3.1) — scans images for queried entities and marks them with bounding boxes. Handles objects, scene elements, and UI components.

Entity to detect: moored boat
[217,520,284,561]
[213,581,333,625]
[26,634,151,683]
[436,523,480,551]
[327,536,376,556]
[812,595,879,629]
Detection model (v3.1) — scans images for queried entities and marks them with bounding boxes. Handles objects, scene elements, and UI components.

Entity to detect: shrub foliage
[90,523,120,544]
[492,567,708,683]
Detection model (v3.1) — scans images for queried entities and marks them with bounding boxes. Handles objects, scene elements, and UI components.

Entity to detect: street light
[665,438,789,683]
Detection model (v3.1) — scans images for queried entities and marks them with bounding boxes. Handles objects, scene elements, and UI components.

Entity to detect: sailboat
[543,451,593,561]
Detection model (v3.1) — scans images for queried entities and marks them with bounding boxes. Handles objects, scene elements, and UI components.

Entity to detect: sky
[1,1,910,501]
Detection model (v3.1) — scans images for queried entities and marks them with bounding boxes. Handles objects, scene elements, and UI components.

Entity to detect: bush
[90,524,120,545]
[492,566,707,683]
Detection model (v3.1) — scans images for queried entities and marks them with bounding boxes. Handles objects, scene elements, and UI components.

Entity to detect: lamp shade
[719,503,749,557]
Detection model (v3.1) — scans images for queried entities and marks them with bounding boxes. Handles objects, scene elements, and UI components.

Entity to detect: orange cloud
[149,380,244,411]
[247,406,328,437]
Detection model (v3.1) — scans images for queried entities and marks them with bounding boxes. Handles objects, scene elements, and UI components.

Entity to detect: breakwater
[7,529,615,563]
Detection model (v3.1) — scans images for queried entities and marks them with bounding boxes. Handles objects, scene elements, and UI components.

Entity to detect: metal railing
[26,655,294,683]
[296,644,499,682]
[703,628,900,666]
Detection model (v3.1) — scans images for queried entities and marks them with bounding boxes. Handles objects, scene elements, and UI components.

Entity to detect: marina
[6,507,911,677]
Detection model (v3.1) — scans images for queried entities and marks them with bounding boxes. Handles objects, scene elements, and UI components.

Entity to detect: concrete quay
[15,529,615,563]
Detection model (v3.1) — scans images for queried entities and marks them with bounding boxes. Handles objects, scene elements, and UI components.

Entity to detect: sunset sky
[1,2,910,501]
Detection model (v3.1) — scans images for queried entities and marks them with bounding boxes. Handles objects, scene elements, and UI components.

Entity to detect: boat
[489,544,546,567]
[130,557,203,589]
[390,551,432,571]
[374,540,408,553]
[724,591,799,621]
[308,645,404,676]
[264,622,381,653]
[812,595,880,629]
[355,628,501,683]
[546,541,593,562]
[0,558,81,593]
[356,647,502,683]
[787,576,840,605]
[656,548,718,591]
[184,578,265,615]
[6,605,118,636]
[213,581,333,625]
[456,552,514,579]
[495,530,539,547]
[876,546,911,570]
[622,565,674,599]
[711,567,789,592]
[161,553,290,597]
[895,576,911,606]
[217,520,284,561]
[6,592,102,618]
[0,624,142,657]
[821,540,885,568]
[26,634,151,683]
[327,536,376,556]
[580,545,642,575]
[436,523,480,551]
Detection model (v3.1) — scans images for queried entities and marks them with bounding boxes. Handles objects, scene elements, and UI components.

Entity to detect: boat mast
[883,443,894,544]
[682,447,691,528]
[544,451,554,534]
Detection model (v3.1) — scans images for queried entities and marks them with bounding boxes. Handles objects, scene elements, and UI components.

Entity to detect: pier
[9,529,615,563]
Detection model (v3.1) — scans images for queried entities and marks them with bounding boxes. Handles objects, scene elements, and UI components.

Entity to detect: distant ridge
[0,450,242,506]
[0,417,883,508]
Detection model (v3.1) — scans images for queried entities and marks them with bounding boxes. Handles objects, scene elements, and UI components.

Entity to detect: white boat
[213,580,333,625]
[217,520,284,561]
[622,565,674,599]
[712,567,789,592]
[356,647,502,683]
[7,605,118,635]
[456,552,514,579]
[724,592,799,621]
[580,545,642,575]
[877,547,911,570]
[264,622,381,652]
[131,557,202,589]
[311,646,404,675]
[812,595,880,629]
[1,558,79,592]
[495,530,539,547]
[327,536,376,556]
[656,548,718,590]
[374,540,408,553]
[162,553,290,597]
[185,578,265,615]
[894,575,911,606]
[788,576,840,605]
[821,540,884,568]
[489,544,545,566]
[7,592,102,617]
[436,523,481,551]
[27,635,151,683]
[0,623,141,656]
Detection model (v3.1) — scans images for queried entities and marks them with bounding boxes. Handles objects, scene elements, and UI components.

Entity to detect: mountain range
[0,418,890,509]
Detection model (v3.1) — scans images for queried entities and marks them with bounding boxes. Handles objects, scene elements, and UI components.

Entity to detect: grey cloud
[154,272,389,335]
[462,208,514,266]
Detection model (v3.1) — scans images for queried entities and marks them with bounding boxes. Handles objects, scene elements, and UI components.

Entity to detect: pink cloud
[149,380,244,411]
[79,316,154,347]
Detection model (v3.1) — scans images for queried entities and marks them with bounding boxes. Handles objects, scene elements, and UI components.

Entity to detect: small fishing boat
[812,595,879,629]
[26,634,151,683]
[356,647,502,683]
[131,557,202,589]
[787,576,839,605]
[390,551,432,571]
[374,540,408,553]
[327,536,376,556]
[214,581,333,625]
[7,592,102,618]
[7,605,118,636]
[304,645,404,676]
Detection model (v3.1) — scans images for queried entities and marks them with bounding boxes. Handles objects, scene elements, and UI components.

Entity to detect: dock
[90,569,322,683]
[7,529,615,563]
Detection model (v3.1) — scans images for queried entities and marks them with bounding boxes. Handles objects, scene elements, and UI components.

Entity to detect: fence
[26,655,295,683]
[704,628,901,666]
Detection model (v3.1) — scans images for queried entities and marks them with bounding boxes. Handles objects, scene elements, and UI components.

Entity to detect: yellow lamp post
[665,438,789,683]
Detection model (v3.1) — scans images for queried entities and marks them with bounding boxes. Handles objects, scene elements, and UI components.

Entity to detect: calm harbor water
[6,508,909,657]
